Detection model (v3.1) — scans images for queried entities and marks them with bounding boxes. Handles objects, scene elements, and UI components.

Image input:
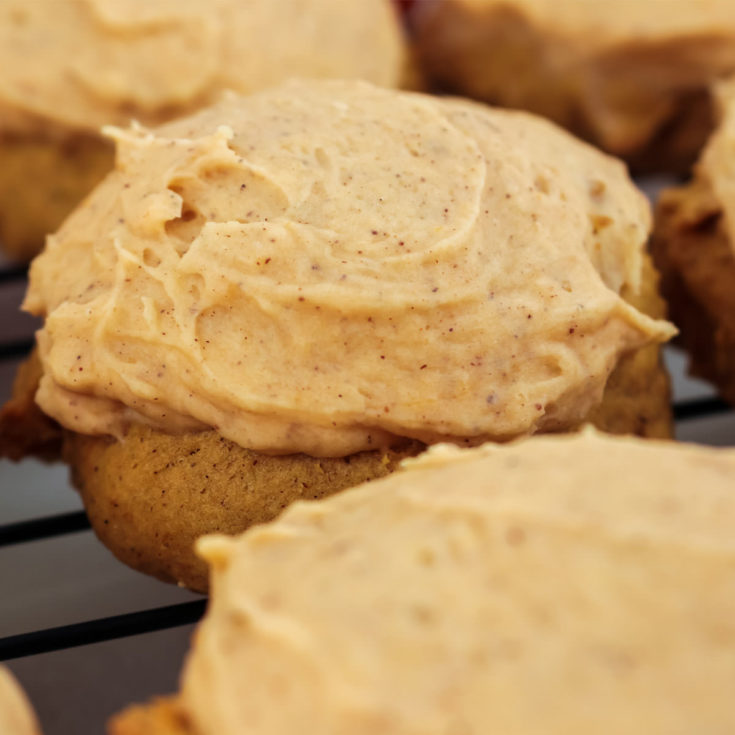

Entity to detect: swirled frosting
[0,668,40,735]
[25,80,674,456]
[181,430,735,734]
[0,0,405,134]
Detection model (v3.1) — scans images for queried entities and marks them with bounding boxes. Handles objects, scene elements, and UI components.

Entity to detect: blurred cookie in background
[652,77,735,405]
[0,0,407,261]
[412,0,735,172]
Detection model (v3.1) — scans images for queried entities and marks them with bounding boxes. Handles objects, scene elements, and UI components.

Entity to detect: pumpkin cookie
[3,80,674,590]
[0,0,406,260]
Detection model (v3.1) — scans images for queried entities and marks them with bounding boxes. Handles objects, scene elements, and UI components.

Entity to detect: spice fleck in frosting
[25,80,674,456]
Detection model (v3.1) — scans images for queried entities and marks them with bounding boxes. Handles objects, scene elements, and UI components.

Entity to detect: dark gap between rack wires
[0,600,208,661]
[0,338,34,360]
[672,396,731,421]
[0,511,90,547]
[0,265,28,284]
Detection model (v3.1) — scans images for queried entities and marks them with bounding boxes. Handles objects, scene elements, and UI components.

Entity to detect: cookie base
[64,425,423,593]
[109,698,193,735]
[0,131,113,261]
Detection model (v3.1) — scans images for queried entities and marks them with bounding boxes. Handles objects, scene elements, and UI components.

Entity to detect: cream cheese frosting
[0,668,40,735]
[0,0,405,134]
[181,429,735,735]
[25,80,674,457]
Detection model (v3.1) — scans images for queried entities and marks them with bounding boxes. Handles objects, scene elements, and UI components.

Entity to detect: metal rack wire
[0,259,733,733]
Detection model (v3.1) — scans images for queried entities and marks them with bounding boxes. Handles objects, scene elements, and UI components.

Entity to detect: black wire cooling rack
[0,258,732,732]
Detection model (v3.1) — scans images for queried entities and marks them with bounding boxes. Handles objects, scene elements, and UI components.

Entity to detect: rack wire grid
[2,236,735,734]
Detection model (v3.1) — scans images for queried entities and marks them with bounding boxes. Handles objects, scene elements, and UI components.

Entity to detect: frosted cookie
[412,0,735,171]
[110,430,735,735]
[0,0,406,260]
[2,80,674,591]
[0,667,41,735]
[652,78,735,403]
